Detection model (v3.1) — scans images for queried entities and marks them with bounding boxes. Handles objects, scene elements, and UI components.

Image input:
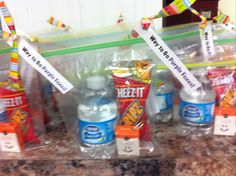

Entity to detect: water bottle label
[79,117,116,145]
[0,111,8,122]
[180,100,215,124]
[156,92,174,112]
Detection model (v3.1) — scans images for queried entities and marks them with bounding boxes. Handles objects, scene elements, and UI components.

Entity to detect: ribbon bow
[47,16,71,31]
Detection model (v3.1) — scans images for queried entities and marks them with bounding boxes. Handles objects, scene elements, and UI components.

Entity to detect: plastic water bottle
[155,70,175,123]
[178,68,216,136]
[78,76,118,158]
[0,98,8,122]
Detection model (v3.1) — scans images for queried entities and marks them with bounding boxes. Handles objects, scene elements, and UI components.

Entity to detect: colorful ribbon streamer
[0,1,22,89]
[213,12,230,25]
[152,0,197,18]
[142,0,207,29]
[47,16,70,31]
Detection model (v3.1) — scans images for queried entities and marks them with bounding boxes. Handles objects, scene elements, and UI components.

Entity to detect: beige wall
[3,0,163,33]
[219,0,236,24]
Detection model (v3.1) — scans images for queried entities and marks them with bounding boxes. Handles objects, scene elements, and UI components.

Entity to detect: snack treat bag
[0,1,39,144]
[208,68,236,108]
[112,60,154,152]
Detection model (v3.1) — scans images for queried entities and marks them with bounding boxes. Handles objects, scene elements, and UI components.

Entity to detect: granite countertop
[1,123,236,176]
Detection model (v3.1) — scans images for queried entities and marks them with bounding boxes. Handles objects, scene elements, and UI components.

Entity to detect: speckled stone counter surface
[1,123,235,176]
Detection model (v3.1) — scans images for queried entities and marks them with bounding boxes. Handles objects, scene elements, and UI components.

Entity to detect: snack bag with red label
[0,87,39,144]
[112,60,154,153]
[208,68,236,107]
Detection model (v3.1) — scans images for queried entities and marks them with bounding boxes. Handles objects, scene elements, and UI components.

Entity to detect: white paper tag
[135,25,201,91]
[18,39,74,94]
[214,115,236,136]
[116,137,140,156]
[200,22,216,57]
[0,132,21,152]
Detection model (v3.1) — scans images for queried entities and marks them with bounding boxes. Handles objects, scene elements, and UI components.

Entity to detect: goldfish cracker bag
[112,60,154,154]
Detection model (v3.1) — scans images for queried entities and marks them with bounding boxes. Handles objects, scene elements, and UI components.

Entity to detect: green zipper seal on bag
[214,38,236,44]
[0,29,235,69]
[40,31,200,57]
[0,47,11,55]
[1,31,235,57]
[157,60,236,69]
[0,30,199,56]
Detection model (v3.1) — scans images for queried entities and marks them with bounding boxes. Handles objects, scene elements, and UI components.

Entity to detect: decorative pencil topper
[0,1,23,90]
[141,0,207,30]
[116,13,139,39]
[117,13,124,24]
[47,16,71,31]
[116,13,131,49]
[141,17,153,31]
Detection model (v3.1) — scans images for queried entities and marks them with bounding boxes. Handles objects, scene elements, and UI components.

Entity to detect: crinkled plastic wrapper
[48,49,119,153]
[208,67,236,108]
[49,48,157,158]
[14,22,234,156]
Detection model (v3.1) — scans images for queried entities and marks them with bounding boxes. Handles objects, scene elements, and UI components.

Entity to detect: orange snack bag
[112,60,152,141]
